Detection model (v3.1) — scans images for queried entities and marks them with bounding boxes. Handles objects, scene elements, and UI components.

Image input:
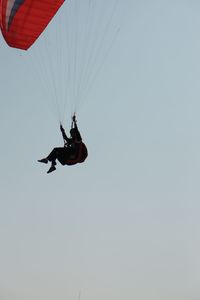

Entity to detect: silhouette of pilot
[38,115,88,173]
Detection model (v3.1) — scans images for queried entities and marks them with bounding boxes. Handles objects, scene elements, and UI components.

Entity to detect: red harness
[64,142,88,166]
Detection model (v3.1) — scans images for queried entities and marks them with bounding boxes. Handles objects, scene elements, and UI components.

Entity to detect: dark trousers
[47,147,72,165]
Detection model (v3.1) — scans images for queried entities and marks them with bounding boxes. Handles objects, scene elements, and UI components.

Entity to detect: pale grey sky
[1,1,200,300]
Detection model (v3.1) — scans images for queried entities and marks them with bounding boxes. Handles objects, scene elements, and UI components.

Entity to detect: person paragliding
[38,115,88,173]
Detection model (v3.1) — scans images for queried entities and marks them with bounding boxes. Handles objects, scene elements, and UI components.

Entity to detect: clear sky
[1,0,200,300]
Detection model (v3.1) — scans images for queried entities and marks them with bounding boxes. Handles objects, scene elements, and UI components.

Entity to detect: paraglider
[0,0,65,50]
[0,0,120,172]
[0,0,120,116]
[38,115,88,173]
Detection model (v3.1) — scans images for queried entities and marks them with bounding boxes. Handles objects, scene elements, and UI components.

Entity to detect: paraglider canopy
[0,0,121,124]
[0,0,65,50]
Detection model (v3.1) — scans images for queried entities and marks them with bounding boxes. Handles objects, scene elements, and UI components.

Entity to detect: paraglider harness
[64,142,88,165]
[60,117,88,166]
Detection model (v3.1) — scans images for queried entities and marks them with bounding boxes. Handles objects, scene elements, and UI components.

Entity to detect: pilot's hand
[60,124,64,131]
